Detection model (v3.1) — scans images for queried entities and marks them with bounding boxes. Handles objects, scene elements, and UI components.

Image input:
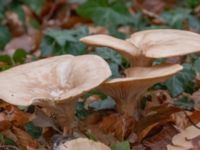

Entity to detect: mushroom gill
[98,64,183,119]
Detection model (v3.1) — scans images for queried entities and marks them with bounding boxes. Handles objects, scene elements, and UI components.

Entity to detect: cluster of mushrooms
[0,29,200,149]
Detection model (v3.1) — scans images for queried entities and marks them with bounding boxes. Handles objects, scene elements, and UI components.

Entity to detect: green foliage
[13,49,27,64]
[165,64,196,97]
[161,8,200,31]
[0,133,17,146]
[24,122,42,138]
[0,26,11,50]
[95,48,123,78]
[89,96,115,111]
[165,56,200,97]
[0,49,27,70]
[41,26,89,56]
[77,0,132,28]
[111,141,130,150]
[21,0,45,15]
[175,96,194,110]
[9,1,25,23]
[76,102,89,120]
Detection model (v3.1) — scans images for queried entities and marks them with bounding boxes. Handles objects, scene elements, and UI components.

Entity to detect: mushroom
[57,138,111,150]
[167,122,200,150]
[0,54,111,129]
[80,29,200,66]
[98,64,183,119]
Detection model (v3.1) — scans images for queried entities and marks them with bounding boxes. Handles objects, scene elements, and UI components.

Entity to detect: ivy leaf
[24,122,42,139]
[77,0,132,27]
[111,141,130,150]
[21,0,45,15]
[13,49,27,64]
[95,48,122,77]
[89,97,115,111]
[41,26,88,56]
[175,96,194,110]
[0,26,11,50]
[165,64,196,97]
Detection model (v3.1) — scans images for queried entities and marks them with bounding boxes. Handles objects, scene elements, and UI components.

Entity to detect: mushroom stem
[39,99,77,132]
[132,56,153,67]
[115,91,145,120]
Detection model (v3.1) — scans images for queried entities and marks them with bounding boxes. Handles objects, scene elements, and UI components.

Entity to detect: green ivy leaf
[175,96,194,110]
[0,26,11,50]
[24,122,42,139]
[95,47,122,77]
[77,0,132,27]
[21,0,45,15]
[76,102,89,120]
[41,27,88,56]
[13,49,27,64]
[111,141,130,150]
[89,97,115,111]
[165,64,196,97]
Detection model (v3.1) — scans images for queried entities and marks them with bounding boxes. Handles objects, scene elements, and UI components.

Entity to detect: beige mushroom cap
[128,29,200,58]
[167,122,200,150]
[0,55,111,106]
[99,64,182,101]
[80,34,139,61]
[57,138,111,150]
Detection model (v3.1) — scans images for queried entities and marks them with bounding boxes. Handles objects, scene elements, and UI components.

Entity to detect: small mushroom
[98,64,183,119]
[0,54,111,129]
[57,138,111,150]
[80,29,200,66]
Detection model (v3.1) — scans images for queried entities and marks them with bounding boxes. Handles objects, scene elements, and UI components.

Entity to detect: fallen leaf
[12,126,39,150]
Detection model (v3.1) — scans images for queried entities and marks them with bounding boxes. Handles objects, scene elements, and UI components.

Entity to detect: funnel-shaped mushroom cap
[0,55,111,106]
[80,34,139,61]
[57,138,111,150]
[128,29,200,58]
[99,64,182,101]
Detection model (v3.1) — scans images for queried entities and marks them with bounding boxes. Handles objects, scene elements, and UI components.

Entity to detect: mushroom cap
[127,29,200,58]
[57,138,110,150]
[99,64,182,100]
[80,34,139,61]
[167,122,200,150]
[0,55,111,106]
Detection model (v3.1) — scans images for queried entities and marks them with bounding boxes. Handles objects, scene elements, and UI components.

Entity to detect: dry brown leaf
[12,126,39,150]
[0,113,11,131]
[134,106,180,141]
[192,90,200,110]
[99,113,135,140]
[143,123,178,150]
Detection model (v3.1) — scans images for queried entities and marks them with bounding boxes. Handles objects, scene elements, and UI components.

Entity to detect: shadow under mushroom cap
[0,55,111,106]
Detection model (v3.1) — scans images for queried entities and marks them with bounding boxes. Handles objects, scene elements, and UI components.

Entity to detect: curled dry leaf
[81,29,200,66]
[12,126,40,150]
[99,113,135,140]
[134,106,180,141]
[167,122,200,150]
[143,123,178,150]
[56,138,110,150]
